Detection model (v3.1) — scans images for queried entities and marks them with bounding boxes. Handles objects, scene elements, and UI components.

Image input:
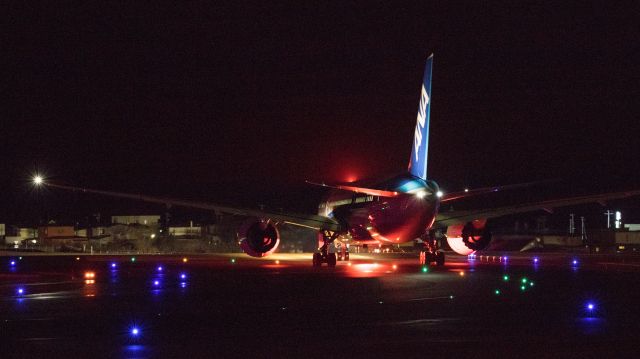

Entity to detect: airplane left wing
[43,182,341,231]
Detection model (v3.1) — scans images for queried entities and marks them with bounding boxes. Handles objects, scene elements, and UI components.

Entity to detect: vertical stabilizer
[408,54,433,180]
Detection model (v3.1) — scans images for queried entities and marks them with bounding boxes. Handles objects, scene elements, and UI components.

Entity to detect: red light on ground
[392,264,398,270]
[84,271,96,279]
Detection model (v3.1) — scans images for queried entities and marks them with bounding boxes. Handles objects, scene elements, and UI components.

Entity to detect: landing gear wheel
[327,253,337,267]
[312,253,321,267]
[435,252,445,266]
[344,252,349,261]
[337,253,343,261]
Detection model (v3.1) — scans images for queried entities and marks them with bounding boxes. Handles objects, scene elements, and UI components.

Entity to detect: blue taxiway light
[533,257,539,263]
[131,327,140,336]
[587,302,595,311]
[572,259,579,265]
[157,266,163,272]
[111,263,117,269]
[17,287,24,295]
[180,273,187,280]
[10,260,16,266]
[153,280,160,286]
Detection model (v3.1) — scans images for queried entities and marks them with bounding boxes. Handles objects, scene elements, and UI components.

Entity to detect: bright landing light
[436,191,443,198]
[33,175,43,185]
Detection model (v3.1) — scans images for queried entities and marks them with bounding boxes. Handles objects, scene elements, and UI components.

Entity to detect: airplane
[34,54,640,266]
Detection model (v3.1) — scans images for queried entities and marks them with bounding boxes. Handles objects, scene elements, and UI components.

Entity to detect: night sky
[2,2,639,223]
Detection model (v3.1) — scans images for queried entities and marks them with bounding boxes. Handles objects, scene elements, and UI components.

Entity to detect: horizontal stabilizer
[305,181,398,197]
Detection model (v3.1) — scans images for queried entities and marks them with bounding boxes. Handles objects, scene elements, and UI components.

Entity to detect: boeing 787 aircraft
[37,55,640,266]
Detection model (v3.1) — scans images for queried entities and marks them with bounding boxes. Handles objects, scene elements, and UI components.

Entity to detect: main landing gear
[419,250,445,266]
[313,230,340,267]
[419,236,445,266]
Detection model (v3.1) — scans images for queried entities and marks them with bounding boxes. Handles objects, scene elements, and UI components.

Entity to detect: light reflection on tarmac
[2,252,640,357]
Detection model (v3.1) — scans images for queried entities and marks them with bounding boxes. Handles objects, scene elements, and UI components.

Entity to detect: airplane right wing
[435,189,640,228]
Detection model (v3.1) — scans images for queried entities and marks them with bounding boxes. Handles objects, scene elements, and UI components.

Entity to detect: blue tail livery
[408,54,433,180]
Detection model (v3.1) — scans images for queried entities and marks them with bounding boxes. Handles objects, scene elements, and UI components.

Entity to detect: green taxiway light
[131,257,136,262]
[521,277,528,284]
[422,266,428,273]
[494,289,501,295]
[520,285,526,291]
[503,275,509,281]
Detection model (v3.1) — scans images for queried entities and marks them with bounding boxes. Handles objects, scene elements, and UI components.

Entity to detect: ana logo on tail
[413,84,430,162]
[408,54,433,180]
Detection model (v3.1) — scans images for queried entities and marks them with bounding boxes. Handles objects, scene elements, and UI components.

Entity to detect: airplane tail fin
[408,54,433,180]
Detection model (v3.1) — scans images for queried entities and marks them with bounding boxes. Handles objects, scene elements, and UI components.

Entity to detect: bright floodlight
[436,191,443,198]
[33,175,43,185]
[415,190,427,199]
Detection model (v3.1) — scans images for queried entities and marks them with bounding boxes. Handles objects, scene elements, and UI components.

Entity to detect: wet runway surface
[2,252,640,358]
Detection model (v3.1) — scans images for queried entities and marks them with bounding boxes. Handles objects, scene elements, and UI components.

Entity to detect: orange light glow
[347,262,352,266]
[182,257,188,263]
[459,271,465,277]
[275,260,280,265]
[84,271,96,279]
[392,264,398,270]
[85,279,95,285]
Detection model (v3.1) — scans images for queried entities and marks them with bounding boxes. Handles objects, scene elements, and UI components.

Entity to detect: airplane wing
[435,189,640,227]
[43,182,341,231]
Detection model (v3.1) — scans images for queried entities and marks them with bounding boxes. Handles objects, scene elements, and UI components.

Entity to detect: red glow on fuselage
[319,174,439,244]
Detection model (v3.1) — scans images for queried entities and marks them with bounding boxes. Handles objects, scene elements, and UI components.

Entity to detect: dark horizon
[3,2,639,223]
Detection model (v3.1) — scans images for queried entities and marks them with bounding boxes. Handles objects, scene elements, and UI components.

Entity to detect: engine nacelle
[446,219,492,255]
[237,218,280,257]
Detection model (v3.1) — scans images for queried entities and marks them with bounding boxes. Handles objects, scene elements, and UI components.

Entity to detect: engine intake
[445,219,492,255]
[237,218,280,257]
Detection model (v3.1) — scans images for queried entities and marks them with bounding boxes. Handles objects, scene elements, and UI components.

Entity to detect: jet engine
[237,218,280,257]
[445,219,492,255]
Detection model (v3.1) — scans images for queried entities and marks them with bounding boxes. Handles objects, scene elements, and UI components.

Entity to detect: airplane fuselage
[318,174,440,245]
